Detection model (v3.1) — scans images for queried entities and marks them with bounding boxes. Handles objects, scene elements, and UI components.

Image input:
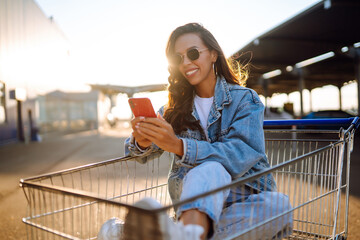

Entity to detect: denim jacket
[125,76,276,202]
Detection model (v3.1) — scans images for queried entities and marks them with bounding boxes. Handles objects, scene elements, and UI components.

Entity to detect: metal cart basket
[20,117,359,239]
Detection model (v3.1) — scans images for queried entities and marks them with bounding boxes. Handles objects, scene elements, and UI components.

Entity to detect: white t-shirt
[194,95,214,133]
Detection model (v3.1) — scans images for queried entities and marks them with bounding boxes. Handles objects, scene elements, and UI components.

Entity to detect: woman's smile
[185,68,199,77]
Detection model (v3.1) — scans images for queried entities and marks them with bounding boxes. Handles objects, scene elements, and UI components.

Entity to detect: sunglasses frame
[171,48,209,65]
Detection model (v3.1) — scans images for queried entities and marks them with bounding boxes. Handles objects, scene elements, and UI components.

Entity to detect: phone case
[128,98,157,118]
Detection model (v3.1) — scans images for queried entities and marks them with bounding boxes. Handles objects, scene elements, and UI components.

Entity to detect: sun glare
[4,0,356,117]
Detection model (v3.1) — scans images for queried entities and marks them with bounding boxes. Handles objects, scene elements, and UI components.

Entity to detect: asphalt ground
[0,128,131,239]
[0,127,359,239]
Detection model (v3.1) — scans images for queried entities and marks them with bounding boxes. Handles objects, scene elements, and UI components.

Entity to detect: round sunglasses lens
[187,49,200,61]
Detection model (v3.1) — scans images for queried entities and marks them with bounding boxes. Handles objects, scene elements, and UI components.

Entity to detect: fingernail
[139,117,145,121]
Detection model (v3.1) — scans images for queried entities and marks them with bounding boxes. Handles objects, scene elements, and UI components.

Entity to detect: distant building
[0,0,70,144]
[37,90,107,133]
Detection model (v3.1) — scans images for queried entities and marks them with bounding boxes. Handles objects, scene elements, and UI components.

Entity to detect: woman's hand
[131,117,152,149]
[135,113,183,156]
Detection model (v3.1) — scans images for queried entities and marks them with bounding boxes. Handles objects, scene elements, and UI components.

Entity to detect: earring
[213,63,216,75]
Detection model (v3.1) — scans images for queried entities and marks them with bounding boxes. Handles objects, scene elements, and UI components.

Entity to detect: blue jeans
[177,161,293,240]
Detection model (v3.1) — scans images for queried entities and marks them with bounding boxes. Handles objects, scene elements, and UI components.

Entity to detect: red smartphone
[128,97,157,118]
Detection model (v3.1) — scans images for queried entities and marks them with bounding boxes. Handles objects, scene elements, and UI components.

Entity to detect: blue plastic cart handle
[351,117,360,129]
[264,117,359,128]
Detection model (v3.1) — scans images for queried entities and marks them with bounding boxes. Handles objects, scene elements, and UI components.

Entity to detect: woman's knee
[184,161,231,187]
[260,192,292,212]
[188,161,231,183]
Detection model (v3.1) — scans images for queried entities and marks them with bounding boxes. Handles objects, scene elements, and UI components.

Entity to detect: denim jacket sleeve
[177,90,267,179]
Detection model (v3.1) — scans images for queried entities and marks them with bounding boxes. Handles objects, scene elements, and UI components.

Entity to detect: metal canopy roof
[232,0,360,98]
[89,83,168,97]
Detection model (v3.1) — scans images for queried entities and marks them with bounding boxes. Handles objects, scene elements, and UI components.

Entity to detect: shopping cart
[20,117,359,239]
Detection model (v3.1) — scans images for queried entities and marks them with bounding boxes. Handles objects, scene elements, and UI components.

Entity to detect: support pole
[17,100,25,142]
[337,84,343,111]
[110,94,117,109]
[261,77,269,116]
[309,89,313,113]
[298,68,305,117]
[355,49,360,115]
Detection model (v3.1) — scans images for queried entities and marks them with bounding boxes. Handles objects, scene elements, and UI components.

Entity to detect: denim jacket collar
[213,75,232,111]
[192,75,232,127]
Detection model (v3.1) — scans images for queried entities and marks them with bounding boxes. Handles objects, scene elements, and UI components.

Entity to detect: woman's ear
[211,50,218,63]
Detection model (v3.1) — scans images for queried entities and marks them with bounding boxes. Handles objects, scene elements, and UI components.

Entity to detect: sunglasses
[170,48,209,65]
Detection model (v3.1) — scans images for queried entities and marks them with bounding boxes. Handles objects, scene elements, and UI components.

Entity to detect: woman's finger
[136,123,163,139]
[136,121,165,134]
[142,117,168,128]
[131,117,145,129]
[139,118,175,138]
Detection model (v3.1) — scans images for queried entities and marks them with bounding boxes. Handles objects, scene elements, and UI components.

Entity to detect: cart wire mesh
[20,117,359,240]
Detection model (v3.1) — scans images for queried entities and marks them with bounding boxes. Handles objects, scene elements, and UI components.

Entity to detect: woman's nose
[183,55,192,65]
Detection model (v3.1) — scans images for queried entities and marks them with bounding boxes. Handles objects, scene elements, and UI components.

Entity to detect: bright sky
[34,0,321,87]
[33,0,358,116]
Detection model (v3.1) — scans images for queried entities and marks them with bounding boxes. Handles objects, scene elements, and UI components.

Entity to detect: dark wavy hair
[164,23,248,135]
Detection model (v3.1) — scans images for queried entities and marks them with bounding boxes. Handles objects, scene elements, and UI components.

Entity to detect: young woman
[124,23,292,240]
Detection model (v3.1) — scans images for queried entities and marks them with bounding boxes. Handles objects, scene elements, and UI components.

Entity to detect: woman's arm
[134,91,266,178]
[136,90,266,178]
